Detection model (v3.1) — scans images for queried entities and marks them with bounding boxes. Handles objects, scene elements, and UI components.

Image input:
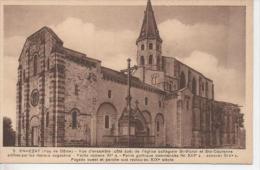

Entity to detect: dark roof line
[214,100,242,107]
[63,47,86,57]
[27,26,63,44]
[101,66,165,94]
[63,47,101,63]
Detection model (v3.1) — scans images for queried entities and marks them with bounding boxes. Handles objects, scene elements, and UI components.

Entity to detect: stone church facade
[16,0,245,148]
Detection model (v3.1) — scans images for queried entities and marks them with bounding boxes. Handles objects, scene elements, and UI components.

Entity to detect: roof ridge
[162,56,213,82]
[27,26,63,44]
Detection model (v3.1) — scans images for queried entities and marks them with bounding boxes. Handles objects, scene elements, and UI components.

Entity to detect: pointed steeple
[136,0,162,44]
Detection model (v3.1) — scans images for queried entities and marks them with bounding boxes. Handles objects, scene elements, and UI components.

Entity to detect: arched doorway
[155,113,164,146]
[85,125,91,146]
[142,111,152,136]
[135,119,146,136]
[30,116,40,146]
[96,102,117,146]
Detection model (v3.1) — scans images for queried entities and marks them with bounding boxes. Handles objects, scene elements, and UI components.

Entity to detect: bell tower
[136,0,162,71]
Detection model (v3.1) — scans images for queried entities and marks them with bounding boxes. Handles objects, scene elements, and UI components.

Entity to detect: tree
[3,117,16,146]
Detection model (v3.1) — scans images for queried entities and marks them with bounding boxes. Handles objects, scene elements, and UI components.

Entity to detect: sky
[2,2,246,128]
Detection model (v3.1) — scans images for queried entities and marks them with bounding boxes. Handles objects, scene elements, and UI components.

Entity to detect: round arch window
[31,89,39,106]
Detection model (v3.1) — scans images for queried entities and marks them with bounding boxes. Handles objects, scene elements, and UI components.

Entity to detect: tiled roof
[51,45,98,68]
[101,66,165,94]
[136,0,162,43]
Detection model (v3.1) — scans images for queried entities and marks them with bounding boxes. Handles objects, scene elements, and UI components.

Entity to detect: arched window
[105,115,109,129]
[155,114,164,133]
[149,43,153,49]
[108,90,112,98]
[157,56,160,67]
[186,100,189,110]
[31,89,39,107]
[72,111,77,129]
[192,78,197,94]
[206,82,209,97]
[149,55,153,64]
[141,44,145,50]
[140,56,145,65]
[75,84,79,96]
[180,72,186,89]
[33,54,38,76]
[145,97,148,105]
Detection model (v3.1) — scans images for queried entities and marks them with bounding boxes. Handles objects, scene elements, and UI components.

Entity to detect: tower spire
[135,0,163,76]
[136,0,162,44]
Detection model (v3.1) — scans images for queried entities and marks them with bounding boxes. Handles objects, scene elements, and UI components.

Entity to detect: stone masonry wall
[63,55,98,146]
[96,77,166,146]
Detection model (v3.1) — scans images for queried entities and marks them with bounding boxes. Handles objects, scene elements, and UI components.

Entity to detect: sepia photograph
[0,0,253,164]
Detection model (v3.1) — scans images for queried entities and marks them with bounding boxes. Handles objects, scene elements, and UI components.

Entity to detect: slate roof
[136,0,162,43]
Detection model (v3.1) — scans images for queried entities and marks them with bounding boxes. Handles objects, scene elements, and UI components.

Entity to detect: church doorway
[155,113,164,146]
[85,125,91,146]
[31,126,40,146]
[96,102,117,146]
[135,119,147,136]
[30,116,40,146]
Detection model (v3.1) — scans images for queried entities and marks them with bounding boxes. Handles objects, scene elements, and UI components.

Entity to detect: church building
[16,0,245,148]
